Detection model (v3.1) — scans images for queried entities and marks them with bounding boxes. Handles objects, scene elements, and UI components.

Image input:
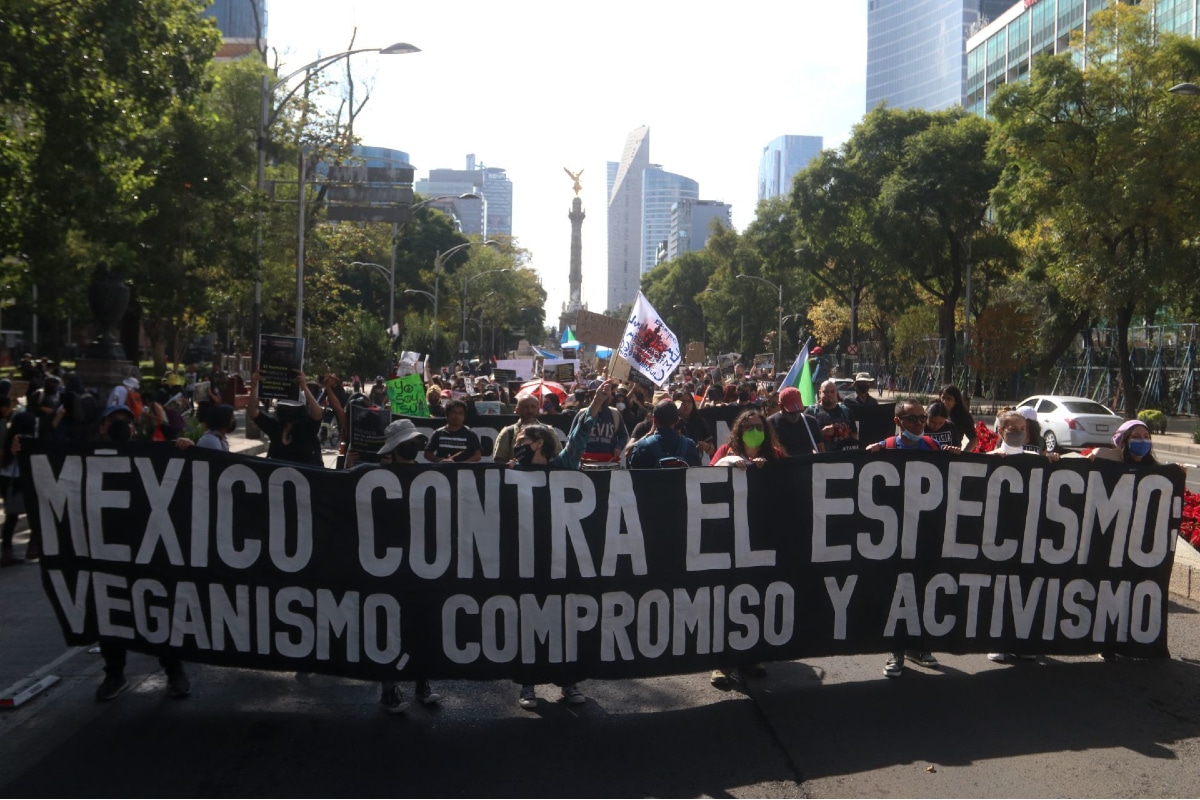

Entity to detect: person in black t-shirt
[806,380,859,451]
[769,387,823,455]
[424,399,482,463]
[923,400,961,452]
[248,369,324,466]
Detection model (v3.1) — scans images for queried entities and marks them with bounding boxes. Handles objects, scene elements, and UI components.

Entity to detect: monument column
[568,196,585,311]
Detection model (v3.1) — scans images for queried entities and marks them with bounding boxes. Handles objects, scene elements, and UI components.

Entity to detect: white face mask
[615,402,626,411]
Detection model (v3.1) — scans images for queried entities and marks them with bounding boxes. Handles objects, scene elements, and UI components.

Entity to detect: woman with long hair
[939,384,978,453]
[710,408,785,469]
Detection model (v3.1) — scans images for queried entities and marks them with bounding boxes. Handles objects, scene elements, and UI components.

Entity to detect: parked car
[1015,395,1123,452]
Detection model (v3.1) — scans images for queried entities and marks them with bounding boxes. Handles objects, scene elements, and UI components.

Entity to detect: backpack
[884,434,938,450]
[126,389,144,419]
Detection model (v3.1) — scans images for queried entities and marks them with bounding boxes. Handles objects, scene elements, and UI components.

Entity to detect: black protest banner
[24,442,1182,684]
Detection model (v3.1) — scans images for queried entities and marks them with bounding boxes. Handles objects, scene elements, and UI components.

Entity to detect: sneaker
[23,545,40,564]
[906,650,939,669]
[166,668,191,698]
[379,685,409,714]
[987,652,1008,663]
[710,669,733,688]
[518,685,538,709]
[1099,651,1118,662]
[96,673,129,702]
[415,680,442,705]
[561,684,586,705]
[884,653,904,678]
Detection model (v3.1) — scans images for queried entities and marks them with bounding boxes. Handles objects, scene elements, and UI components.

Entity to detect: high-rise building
[866,0,1012,112]
[668,200,732,261]
[966,0,1198,117]
[414,155,512,238]
[758,135,824,202]
[202,0,267,61]
[606,126,650,311]
[641,166,699,273]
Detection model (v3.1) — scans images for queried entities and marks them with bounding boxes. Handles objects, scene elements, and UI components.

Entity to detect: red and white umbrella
[516,379,568,402]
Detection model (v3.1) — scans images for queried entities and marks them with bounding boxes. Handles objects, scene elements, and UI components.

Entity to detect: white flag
[616,292,682,387]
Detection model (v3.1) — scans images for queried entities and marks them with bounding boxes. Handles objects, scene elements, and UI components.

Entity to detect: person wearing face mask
[509,380,616,709]
[365,419,444,712]
[985,410,1038,458]
[1090,418,1157,465]
[247,369,324,466]
[865,400,941,677]
[493,395,545,463]
[768,387,823,456]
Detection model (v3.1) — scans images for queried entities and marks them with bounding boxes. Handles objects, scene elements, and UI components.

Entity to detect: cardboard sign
[575,308,625,349]
[554,362,576,383]
[386,373,428,417]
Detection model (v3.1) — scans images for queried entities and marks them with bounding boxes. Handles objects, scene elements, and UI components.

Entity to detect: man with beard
[768,387,823,455]
[806,379,859,451]
[493,394,549,462]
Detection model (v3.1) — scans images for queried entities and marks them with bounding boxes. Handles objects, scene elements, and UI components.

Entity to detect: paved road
[2,559,1199,797]
[3,427,1200,796]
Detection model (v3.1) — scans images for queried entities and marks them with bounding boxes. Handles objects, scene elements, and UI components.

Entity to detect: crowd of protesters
[0,350,1182,710]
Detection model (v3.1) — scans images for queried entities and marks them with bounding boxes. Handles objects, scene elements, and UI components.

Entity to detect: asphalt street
[1,421,1200,797]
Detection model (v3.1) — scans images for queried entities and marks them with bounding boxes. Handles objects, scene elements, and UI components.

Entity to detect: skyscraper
[641,166,699,273]
[414,155,513,238]
[668,200,732,261]
[606,126,650,311]
[758,135,824,202]
[866,0,1012,112]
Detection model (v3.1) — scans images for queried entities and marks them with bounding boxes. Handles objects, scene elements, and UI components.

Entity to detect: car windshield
[1063,400,1115,416]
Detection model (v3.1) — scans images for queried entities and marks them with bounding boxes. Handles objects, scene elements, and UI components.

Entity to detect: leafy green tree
[0,0,219,356]
[989,3,1200,414]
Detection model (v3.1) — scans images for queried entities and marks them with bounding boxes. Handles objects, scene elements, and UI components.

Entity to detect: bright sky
[267,0,868,318]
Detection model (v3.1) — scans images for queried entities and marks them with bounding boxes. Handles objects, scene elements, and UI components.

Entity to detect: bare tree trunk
[1115,303,1139,418]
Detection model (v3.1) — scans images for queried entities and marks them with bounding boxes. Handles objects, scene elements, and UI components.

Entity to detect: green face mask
[742,428,765,449]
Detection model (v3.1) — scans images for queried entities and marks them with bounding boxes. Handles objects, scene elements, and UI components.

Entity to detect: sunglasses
[898,414,928,423]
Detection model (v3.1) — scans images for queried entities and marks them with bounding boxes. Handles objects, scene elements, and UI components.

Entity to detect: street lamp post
[252,42,420,362]
[462,268,511,359]
[736,274,783,376]
[349,261,395,330]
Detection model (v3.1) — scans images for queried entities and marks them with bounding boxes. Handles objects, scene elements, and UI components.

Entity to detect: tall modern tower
[641,166,698,273]
[414,154,513,237]
[758,135,824,202]
[866,0,1012,112]
[606,126,650,312]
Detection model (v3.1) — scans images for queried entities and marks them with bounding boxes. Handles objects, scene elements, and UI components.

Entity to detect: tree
[966,299,1035,404]
[0,0,219,356]
[990,3,1200,415]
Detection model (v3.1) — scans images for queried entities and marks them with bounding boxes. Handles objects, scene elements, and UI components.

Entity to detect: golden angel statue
[563,167,584,196]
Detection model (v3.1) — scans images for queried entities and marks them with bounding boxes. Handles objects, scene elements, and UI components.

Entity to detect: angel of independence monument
[557,168,587,357]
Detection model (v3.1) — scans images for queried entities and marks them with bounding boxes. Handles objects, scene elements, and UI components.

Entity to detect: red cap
[779,386,803,412]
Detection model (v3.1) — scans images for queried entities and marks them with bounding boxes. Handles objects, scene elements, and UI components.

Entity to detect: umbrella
[516,379,568,402]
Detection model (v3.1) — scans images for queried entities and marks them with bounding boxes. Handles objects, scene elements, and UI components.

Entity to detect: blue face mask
[1128,439,1152,458]
[900,428,923,444]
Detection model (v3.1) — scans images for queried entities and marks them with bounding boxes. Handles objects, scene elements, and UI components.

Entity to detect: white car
[1015,395,1123,452]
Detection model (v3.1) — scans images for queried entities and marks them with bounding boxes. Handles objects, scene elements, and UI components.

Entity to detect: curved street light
[462,268,511,358]
[736,273,783,376]
[252,42,420,361]
[419,239,499,363]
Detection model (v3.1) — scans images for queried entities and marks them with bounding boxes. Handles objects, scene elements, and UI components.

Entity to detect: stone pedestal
[74,358,138,408]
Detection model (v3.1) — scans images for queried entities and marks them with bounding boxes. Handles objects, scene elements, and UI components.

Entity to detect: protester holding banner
[423,399,482,463]
[365,419,445,713]
[807,380,859,451]
[940,384,978,453]
[1091,419,1158,466]
[923,401,960,452]
[512,379,617,708]
[768,387,823,456]
[674,390,714,457]
[864,399,942,677]
[248,370,324,467]
[710,408,785,470]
